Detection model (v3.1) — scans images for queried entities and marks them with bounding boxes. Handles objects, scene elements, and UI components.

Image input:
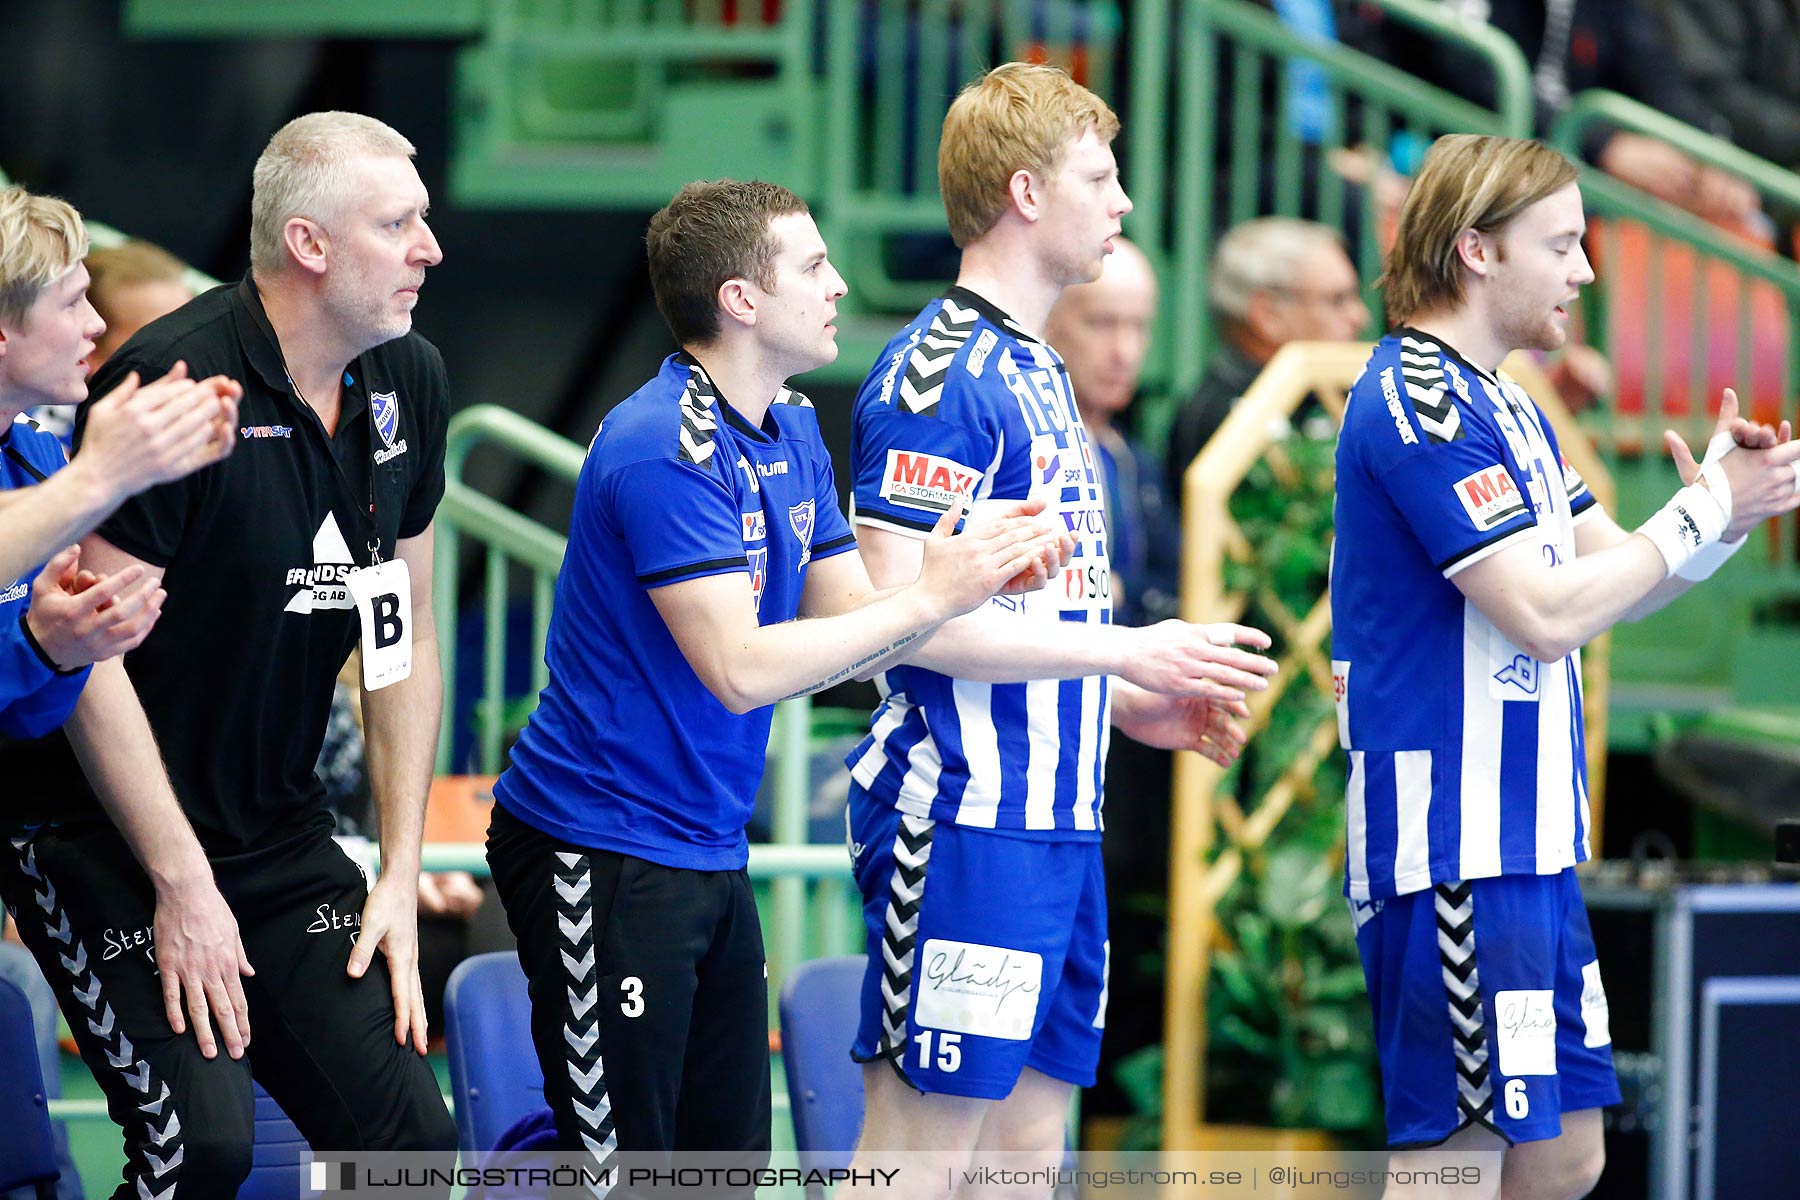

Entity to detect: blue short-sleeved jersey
[847,288,1114,840]
[0,415,90,740]
[1331,330,1600,900]
[494,354,856,870]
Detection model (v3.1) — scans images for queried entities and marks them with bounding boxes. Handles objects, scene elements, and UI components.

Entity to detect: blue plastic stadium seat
[0,975,59,1200]
[777,956,868,1174]
[444,951,544,1152]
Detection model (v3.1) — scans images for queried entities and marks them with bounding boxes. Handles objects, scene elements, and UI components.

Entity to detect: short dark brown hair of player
[646,179,810,347]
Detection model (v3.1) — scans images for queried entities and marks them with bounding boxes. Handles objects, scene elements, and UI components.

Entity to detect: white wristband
[1638,483,1727,578]
[1676,532,1748,581]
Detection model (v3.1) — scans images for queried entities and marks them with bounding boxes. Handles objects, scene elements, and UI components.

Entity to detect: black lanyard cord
[285,370,383,568]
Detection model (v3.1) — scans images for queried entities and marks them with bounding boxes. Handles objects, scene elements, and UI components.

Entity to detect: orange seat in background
[1588,217,1790,433]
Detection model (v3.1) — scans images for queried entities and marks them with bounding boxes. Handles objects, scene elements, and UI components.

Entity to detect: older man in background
[1044,236,1179,628]
[1165,217,1369,497]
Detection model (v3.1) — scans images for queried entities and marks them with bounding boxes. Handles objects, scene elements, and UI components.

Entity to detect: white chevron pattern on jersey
[899,300,980,416]
[1400,335,1463,444]
[874,815,935,1058]
[553,849,616,1196]
[1435,881,1495,1128]
[9,832,185,1200]
[677,362,722,467]
[773,384,814,408]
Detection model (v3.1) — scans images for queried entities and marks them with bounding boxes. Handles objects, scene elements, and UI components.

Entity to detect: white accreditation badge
[346,559,412,690]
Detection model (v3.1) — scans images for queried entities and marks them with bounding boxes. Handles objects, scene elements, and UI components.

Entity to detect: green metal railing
[821,0,1127,315]
[434,404,584,776]
[1155,0,1530,439]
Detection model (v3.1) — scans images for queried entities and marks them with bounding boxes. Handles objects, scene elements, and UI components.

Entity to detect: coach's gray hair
[1208,217,1347,329]
[250,111,417,275]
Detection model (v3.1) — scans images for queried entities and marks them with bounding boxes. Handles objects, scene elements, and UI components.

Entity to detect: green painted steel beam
[124,0,487,38]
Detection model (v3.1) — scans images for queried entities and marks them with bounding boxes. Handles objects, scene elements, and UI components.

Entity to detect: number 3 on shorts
[913,1030,961,1072]
[621,976,645,1017]
[1504,1078,1529,1119]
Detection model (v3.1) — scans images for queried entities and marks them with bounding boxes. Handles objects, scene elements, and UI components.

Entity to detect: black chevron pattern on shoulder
[1399,335,1463,444]
[898,299,981,417]
[677,361,721,468]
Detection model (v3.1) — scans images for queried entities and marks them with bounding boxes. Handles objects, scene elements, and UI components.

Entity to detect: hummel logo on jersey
[756,460,789,477]
[1493,653,1539,696]
[1453,465,1527,531]
[880,449,979,513]
[283,514,357,613]
[0,580,26,605]
[789,500,815,571]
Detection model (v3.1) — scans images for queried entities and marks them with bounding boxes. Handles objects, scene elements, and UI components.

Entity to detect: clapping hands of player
[1113,688,1253,766]
[1119,619,1278,706]
[25,545,165,670]
[919,494,1073,617]
[1665,387,1800,540]
[79,361,242,499]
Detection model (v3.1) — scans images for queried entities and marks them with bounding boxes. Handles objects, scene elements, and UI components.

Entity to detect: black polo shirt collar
[233,273,369,433]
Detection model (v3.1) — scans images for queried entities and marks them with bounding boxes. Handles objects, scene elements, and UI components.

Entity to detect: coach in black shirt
[0,112,456,1190]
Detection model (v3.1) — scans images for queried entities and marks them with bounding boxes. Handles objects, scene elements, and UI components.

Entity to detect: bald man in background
[1044,236,1179,628]
[1044,238,1187,1119]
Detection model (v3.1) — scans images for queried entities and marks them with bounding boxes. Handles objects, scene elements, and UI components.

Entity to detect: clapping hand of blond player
[1665,388,1800,540]
[76,361,242,500]
[24,545,165,670]
[1113,689,1254,766]
[1117,618,1279,707]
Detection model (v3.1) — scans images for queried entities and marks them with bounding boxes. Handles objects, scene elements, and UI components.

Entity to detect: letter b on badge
[373,593,404,648]
[347,560,412,690]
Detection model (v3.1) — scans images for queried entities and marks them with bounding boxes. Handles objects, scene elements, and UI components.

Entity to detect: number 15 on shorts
[914,1030,962,1072]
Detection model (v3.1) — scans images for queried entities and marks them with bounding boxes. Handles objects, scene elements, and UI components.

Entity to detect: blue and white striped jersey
[1331,329,1600,900]
[847,288,1113,840]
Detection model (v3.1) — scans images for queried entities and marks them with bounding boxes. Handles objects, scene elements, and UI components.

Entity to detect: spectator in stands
[1382,0,1759,228]
[1657,1,1800,213]
[1044,237,1179,627]
[85,240,192,371]
[1166,218,1368,497]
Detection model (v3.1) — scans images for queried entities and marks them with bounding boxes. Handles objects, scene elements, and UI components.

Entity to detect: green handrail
[1165,0,1530,425]
[434,404,584,776]
[1551,90,1800,215]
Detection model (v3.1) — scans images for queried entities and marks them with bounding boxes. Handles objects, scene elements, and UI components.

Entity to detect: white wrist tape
[1676,532,1747,581]
[1696,429,1737,528]
[1638,483,1727,578]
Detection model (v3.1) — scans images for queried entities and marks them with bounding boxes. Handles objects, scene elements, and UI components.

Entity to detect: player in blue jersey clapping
[486,178,1071,1170]
[1333,134,1800,1200]
[839,65,1282,1192]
